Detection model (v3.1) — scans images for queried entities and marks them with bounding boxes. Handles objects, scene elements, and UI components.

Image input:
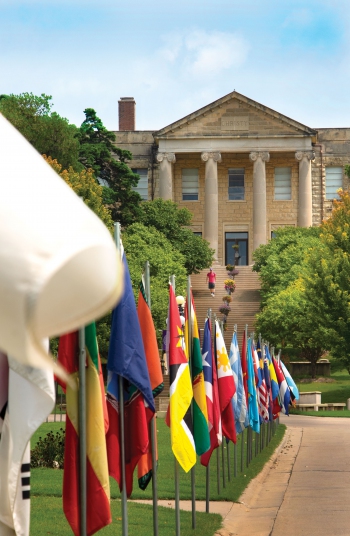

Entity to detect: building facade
[114,92,350,266]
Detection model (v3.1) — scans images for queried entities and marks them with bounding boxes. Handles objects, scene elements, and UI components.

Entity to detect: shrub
[31,428,65,469]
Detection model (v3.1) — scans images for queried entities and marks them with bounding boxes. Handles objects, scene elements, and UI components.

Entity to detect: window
[228,168,245,200]
[326,167,342,199]
[182,169,199,200]
[274,167,291,200]
[225,232,248,266]
[131,169,148,200]
[193,231,202,237]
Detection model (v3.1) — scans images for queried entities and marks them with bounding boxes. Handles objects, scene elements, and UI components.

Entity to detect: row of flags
[0,244,299,536]
[166,290,299,474]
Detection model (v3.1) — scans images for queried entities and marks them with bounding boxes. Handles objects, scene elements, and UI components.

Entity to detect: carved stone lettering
[221,116,249,131]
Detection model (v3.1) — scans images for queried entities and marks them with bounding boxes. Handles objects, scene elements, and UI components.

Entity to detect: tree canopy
[0,93,81,170]
[123,222,187,344]
[77,108,142,226]
[139,199,214,274]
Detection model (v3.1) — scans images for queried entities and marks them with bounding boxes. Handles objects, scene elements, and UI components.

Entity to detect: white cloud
[185,30,249,77]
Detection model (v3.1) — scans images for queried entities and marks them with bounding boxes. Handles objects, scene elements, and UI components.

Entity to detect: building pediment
[154,91,316,141]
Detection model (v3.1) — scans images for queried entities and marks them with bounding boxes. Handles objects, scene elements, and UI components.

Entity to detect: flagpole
[171,274,180,536]
[144,260,159,536]
[205,307,211,514]
[187,276,196,530]
[78,327,87,536]
[114,222,128,536]
[213,316,221,496]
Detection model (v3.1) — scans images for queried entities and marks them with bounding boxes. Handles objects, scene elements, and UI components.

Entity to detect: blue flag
[229,331,248,434]
[247,338,260,433]
[107,252,154,411]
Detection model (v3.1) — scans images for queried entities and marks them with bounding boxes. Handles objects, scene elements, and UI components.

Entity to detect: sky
[1,0,350,131]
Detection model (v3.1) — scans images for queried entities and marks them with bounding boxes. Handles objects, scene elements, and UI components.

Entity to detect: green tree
[138,199,214,274]
[77,108,142,226]
[123,222,187,343]
[300,189,350,372]
[253,226,325,376]
[0,93,81,170]
[255,279,325,377]
[253,226,321,306]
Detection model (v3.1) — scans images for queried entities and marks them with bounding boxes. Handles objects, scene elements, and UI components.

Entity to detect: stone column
[201,151,221,260]
[295,151,315,227]
[249,151,270,251]
[156,152,176,200]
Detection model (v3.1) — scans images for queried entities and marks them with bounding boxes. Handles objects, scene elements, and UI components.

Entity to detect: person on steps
[206,267,216,297]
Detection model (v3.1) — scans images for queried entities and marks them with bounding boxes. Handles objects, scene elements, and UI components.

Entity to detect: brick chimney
[118,97,136,131]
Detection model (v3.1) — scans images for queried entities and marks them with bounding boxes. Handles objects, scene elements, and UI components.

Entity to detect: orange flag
[137,277,164,489]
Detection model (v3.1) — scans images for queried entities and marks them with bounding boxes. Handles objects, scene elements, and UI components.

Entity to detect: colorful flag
[247,338,260,433]
[256,340,269,423]
[241,329,249,409]
[280,360,299,400]
[58,324,111,536]
[0,351,55,536]
[215,321,236,443]
[185,291,210,455]
[229,331,248,434]
[200,319,222,466]
[273,357,291,415]
[106,252,155,497]
[137,276,164,490]
[166,285,196,472]
[263,345,273,422]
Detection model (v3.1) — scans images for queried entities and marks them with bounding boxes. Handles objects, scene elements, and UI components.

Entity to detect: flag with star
[185,291,210,456]
[166,285,196,472]
[228,331,248,434]
[200,318,221,466]
[215,321,236,444]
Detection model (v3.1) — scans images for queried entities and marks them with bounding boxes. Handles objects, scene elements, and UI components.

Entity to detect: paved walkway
[135,414,350,536]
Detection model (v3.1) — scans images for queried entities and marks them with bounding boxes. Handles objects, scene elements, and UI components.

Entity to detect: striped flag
[200,319,222,466]
[166,285,196,472]
[215,321,236,444]
[247,338,260,433]
[137,276,164,490]
[241,330,249,409]
[229,331,248,434]
[106,251,155,497]
[58,324,111,536]
[185,291,210,455]
[265,346,281,419]
[280,360,299,401]
[0,351,55,536]
[256,340,269,423]
[273,357,291,415]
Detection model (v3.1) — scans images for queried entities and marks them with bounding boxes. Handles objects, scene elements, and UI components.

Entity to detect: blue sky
[1,0,349,130]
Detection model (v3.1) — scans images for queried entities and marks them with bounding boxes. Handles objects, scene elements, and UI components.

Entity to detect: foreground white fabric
[0,114,123,370]
[0,352,55,535]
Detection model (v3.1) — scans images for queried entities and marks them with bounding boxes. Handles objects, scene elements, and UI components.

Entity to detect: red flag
[58,325,111,536]
[106,253,155,498]
[200,318,222,466]
[241,330,249,409]
[215,321,236,444]
[137,278,164,490]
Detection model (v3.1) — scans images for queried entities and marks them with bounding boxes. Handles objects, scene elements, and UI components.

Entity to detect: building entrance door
[225,232,248,266]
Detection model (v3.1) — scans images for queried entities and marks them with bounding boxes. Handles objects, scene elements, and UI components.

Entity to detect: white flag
[0,352,55,536]
[0,113,123,372]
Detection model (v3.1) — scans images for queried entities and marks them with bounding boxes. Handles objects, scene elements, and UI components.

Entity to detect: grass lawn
[296,370,350,404]
[31,419,286,534]
[290,369,350,417]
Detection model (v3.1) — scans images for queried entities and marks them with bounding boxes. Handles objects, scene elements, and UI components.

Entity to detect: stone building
[115,93,350,266]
